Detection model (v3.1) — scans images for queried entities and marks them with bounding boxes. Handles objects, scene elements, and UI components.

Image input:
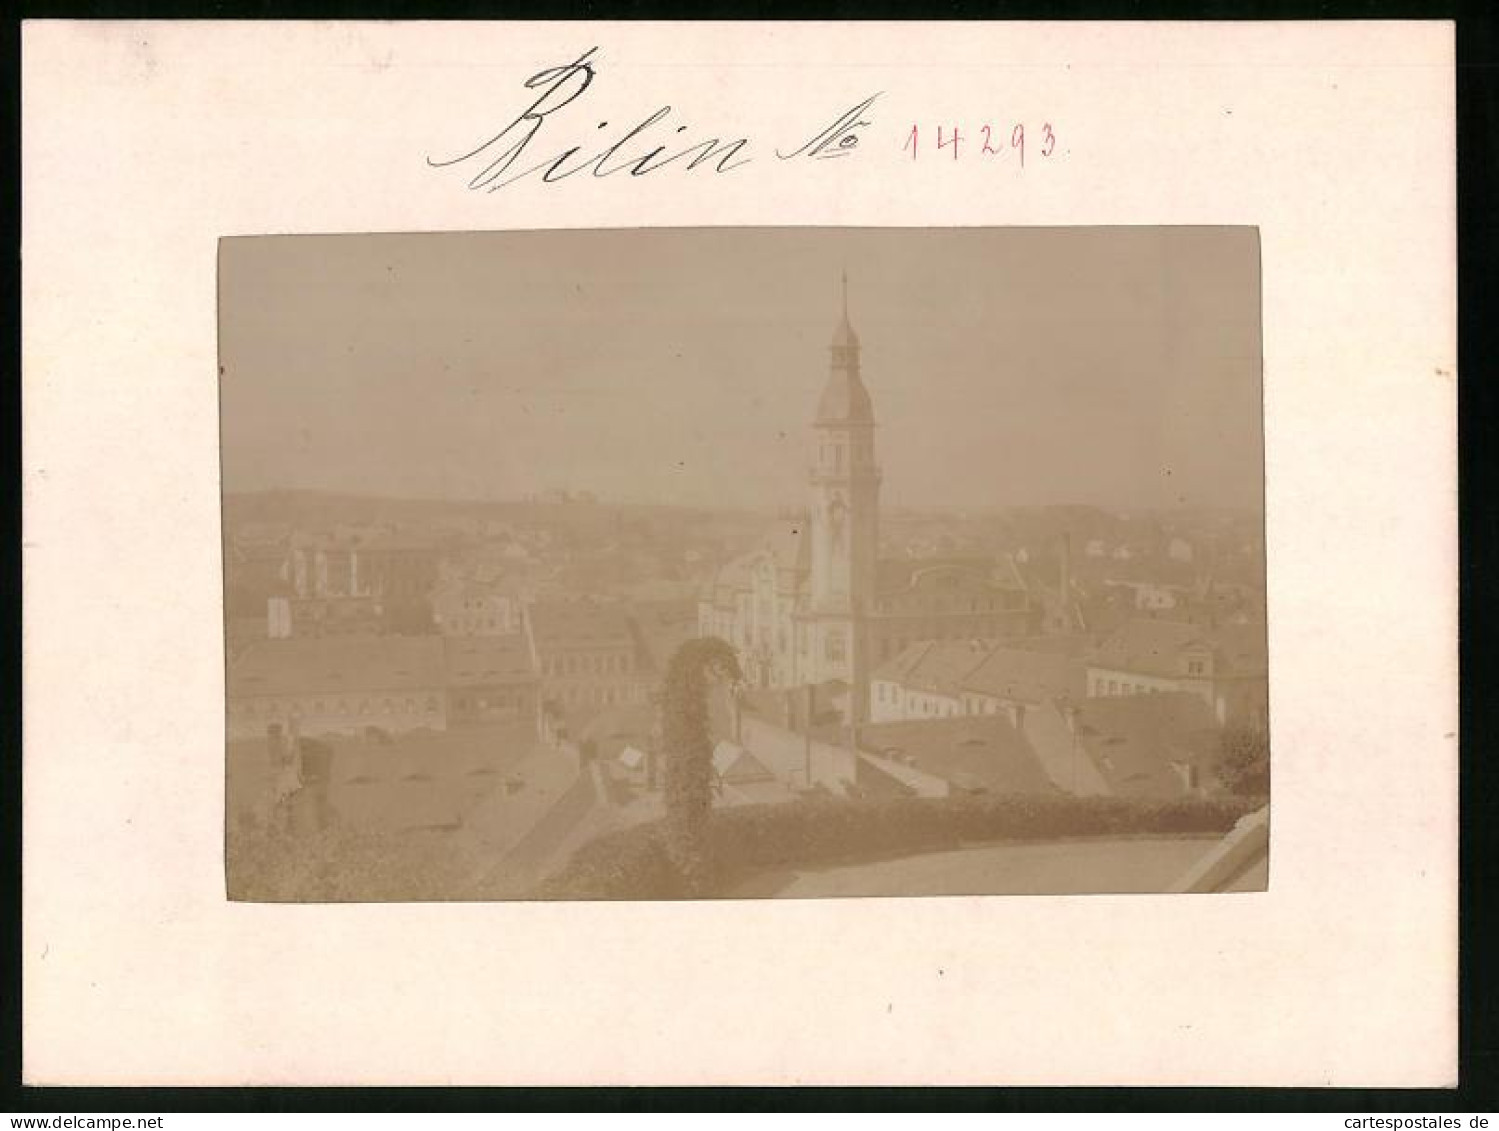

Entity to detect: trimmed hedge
[531,792,1257,900]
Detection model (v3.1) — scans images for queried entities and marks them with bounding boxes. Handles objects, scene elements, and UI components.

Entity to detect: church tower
[808,274,881,721]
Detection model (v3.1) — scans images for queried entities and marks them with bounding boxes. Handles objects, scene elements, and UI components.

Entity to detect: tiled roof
[872,640,939,683]
[960,647,1084,704]
[1000,633,1104,658]
[1092,619,1208,676]
[228,635,446,698]
[914,640,997,692]
[227,721,543,836]
[227,634,543,699]
[852,754,918,799]
[1073,598,1135,638]
[526,601,634,646]
[871,638,993,695]
[874,635,1094,700]
[856,715,1053,795]
[1068,692,1219,797]
[1203,623,1269,677]
[874,556,1022,596]
[1090,619,1267,679]
[443,634,536,686]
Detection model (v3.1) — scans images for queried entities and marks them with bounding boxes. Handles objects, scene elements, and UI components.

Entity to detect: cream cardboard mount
[21,21,1456,1086]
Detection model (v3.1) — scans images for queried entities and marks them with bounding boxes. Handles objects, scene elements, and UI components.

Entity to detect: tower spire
[827,269,864,377]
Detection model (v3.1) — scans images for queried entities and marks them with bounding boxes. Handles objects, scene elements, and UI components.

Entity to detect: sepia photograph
[219,226,1270,902]
[25,17,1463,1089]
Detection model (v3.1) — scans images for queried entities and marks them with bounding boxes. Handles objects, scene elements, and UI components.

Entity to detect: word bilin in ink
[426,47,753,192]
[426,47,883,191]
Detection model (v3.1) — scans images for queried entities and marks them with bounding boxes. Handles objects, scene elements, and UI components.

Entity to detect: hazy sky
[219,227,1263,512]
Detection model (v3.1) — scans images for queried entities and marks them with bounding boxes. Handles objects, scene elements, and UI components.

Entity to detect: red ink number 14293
[903,123,1058,166]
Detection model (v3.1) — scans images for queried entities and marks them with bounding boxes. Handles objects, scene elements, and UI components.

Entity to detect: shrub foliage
[532,792,1258,900]
[1214,725,1270,799]
[659,636,742,893]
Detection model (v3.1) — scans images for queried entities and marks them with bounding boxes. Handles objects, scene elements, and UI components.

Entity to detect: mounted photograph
[219,226,1269,902]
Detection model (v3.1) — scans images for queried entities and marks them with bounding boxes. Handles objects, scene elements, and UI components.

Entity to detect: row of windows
[440,615,508,632]
[819,440,873,471]
[873,632,995,662]
[233,695,441,718]
[1092,678,1167,697]
[545,653,630,677]
[453,692,521,711]
[879,597,1015,615]
[875,680,1014,714]
[872,682,953,715]
[455,598,510,612]
[911,695,960,718]
[558,684,638,707]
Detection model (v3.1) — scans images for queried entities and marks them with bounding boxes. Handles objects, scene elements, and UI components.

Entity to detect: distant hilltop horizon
[221,486,1265,522]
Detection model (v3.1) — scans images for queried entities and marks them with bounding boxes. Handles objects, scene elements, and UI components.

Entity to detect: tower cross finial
[841,269,849,320]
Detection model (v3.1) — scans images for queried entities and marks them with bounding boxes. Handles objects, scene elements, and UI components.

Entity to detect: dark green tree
[659,636,742,892]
